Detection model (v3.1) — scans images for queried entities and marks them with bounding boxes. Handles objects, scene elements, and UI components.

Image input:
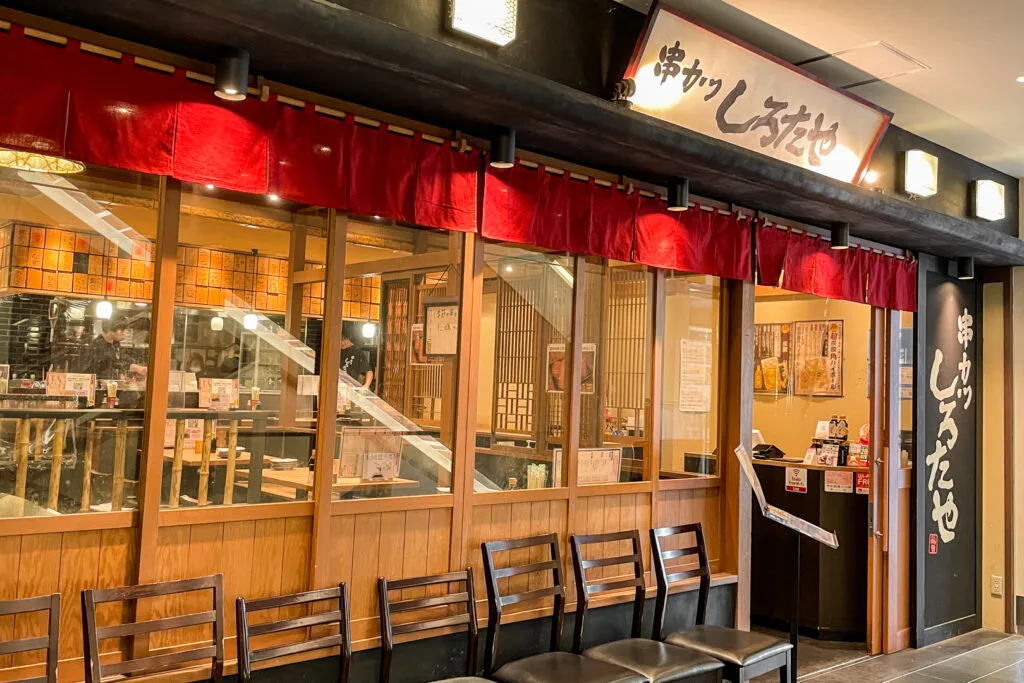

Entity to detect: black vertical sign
[919,268,978,642]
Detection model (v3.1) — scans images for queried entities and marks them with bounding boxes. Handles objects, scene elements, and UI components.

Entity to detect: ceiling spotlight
[214,47,249,102]
[667,178,690,212]
[268,193,281,202]
[243,313,259,330]
[863,169,879,185]
[204,183,215,190]
[957,257,975,281]
[210,316,224,331]
[504,264,514,273]
[96,300,113,320]
[830,222,851,250]
[361,322,377,339]
[490,128,516,169]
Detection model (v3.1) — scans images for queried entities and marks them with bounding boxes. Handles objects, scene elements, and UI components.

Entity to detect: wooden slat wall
[574,494,653,580]
[657,487,722,573]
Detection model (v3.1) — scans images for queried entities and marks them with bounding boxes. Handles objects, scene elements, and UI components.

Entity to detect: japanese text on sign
[926,307,973,544]
[625,5,890,183]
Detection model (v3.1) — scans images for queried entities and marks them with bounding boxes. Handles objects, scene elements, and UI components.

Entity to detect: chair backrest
[377,569,478,683]
[481,533,566,676]
[81,575,224,683]
[0,594,60,683]
[649,523,710,641]
[569,530,646,653]
[236,584,351,683]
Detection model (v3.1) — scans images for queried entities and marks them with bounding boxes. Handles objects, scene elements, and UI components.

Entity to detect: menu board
[551,447,622,486]
[424,302,459,356]
[793,320,844,396]
[679,337,713,412]
[338,427,404,480]
[753,323,791,394]
[198,378,238,409]
[46,372,95,405]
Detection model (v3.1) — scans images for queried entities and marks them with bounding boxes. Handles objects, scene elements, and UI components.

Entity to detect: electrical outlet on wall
[992,575,1004,597]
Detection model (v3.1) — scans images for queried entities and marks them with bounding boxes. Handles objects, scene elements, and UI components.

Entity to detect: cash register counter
[750,459,869,642]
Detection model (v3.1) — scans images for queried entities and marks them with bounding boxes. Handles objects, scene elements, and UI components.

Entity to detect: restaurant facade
[0,0,1019,680]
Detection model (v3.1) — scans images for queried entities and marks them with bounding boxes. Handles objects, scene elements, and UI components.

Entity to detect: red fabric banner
[0,27,72,156]
[588,185,636,262]
[866,252,899,309]
[347,123,418,223]
[809,240,844,300]
[481,162,542,244]
[781,231,819,293]
[268,103,348,210]
[634,197,680,270]
[414,141,479,233]
[841,247,869,304]
[755,225,788,287]
[715,214,753,281]
[892,258,918,312]
[68,53,178,176]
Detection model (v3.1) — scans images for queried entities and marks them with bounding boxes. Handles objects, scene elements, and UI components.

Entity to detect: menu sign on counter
[785,467,807,494]
[623,3,891,183]
[824,470,854,493]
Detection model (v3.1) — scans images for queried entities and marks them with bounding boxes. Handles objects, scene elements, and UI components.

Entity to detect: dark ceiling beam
[4,0,1024,265]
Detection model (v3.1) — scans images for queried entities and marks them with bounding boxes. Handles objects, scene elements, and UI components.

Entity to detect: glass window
[660,274,721,479]
[0,161,159,516]
[576,259,653,485]
[752,287,872,468]
[475,243,575,490]
[899,311,914,469]
[333,220,462,499]
[164,185,328,507]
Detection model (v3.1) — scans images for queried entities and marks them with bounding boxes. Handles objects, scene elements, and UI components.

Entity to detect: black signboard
[918,267,979,644]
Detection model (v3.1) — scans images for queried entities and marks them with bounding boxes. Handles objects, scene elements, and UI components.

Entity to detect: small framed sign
[423,298,459,357]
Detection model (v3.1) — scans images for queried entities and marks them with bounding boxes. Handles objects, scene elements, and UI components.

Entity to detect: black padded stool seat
[493,651,646,683]
[584,639,724,683]
[664,626,792,668]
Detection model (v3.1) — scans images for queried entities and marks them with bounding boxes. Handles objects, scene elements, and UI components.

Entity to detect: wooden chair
[0,594,60,683]
[651,524,791,683]
[378,569,487,683]
[82,575,224,683]
[570,531,723,683]
[237,584,351,683]
[481,534,644,683]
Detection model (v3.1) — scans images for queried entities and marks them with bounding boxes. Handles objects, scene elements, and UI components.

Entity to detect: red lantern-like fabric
[414,140,479,233]
[715,213,753,281]
[840,247,869,304]
[781,232,819,293]
[269,103,349,210]
[0,27,73,155]
[347,123,418,223]
[588,185,636,262]
[809,239,844,300]
[756,225,789,287]
[892,258,918,312]
[866,252,898,308]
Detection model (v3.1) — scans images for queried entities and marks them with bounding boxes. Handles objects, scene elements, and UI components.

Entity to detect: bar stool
[651,524,791,683]
[0,593,60,683]
[237,583,351,683]
[570,530,723,682]
[378,568,488,682]
[481,534,645,683]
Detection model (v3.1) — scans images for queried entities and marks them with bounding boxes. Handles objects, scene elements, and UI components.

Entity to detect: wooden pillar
[719,278,754,630]
[111,419,128,511]
[197,418,214,507]
[168,420,185,508]
[648,270,667,550]
[309,211,347,589]
[134,177,181,586]
[224,420,239,505]
[280,227,307,429]
[564,256,586,494]
[80,422,96,513]
[47,419,66,511]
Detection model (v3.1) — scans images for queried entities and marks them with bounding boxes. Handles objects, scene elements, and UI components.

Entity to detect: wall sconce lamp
[490,128,516,169]
[902,149,938,198]
[972,179,1005,221]
[449,0,517,46]
[957,257,975,281]
[830,222,851,250]
[667,178,690,212]
[214,47,249,101]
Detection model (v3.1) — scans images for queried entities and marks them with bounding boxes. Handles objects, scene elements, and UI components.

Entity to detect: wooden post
[111,419,128,511]
[47,419,66,511]
[169,419,185,508]
[309,210,347,589]
[280,226,307,429]
[81,421,96,513]
[134,176,181,591]
[32,418,43,462]
[648,270,667,552]
[13,418,29,516]
[197,419,214,507]
[224,420,239,505]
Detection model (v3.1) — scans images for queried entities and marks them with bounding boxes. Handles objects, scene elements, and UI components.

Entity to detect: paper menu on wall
[679,337,713,412]
[734,445,839,549]
[424,303,459,356]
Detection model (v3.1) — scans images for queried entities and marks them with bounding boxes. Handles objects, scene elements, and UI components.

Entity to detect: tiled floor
[772,630,1024,682]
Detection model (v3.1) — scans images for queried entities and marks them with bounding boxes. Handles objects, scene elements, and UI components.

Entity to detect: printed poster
[546,343,566,393]
[824,470,854,493]
[198,378,239,409]
[581,343,596,395]
[46,372,95,405]
[411,324,428,364]
[855,472,870,495]
[785,467,807,494]
[753,323,791,394]
[793,320,844,396]
[679,337,713,412]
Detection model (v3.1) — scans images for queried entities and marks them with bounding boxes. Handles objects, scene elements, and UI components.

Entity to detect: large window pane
[474,243,574,491]
[0,162,159,516]
[660,274,721,479]
[165,185,327,507]
[576,259,653,485]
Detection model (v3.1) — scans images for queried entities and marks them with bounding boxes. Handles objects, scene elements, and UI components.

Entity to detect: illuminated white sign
[449,0,517,47]
[973,179,1005,221]
[623,3,891,183]
[904,149,938,197]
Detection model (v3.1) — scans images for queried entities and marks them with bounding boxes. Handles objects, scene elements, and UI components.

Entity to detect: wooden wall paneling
[149,525,190,651]
[867,307,886,655]
[13,534,61,667]
[425,508,452,593]
[219,520,256,638]
[182,523,224,646]
[56,530,101,660]
[0,536,21,670]
[451,232,481,573]
[400,509,430,602]
[280,516,313,625]
[719,279,754,630]
[136,178,182,588]
[349,513,382,628]
[309,211,347,589]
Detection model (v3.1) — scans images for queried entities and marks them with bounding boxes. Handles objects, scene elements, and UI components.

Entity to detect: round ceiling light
[0,149,84,175]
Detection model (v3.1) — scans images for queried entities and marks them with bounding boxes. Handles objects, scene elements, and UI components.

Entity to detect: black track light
[214,47,249,102]
[957,256,975,280]
[830,222,851,250]
[490,128,516,169]
[667,178,690,212]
